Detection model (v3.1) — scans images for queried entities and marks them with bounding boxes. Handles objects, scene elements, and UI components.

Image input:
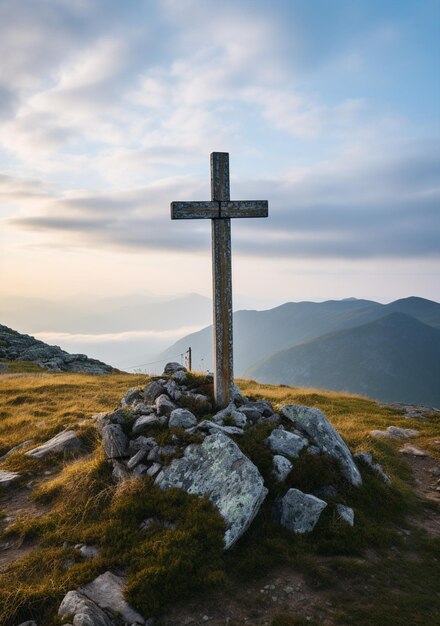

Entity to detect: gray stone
[370,426,419,439]
[155,432,268,549]
[128,436,157,455]
[272,455,293,481]
[0,439,34,461]
[101,424,128,459]
[111,460,130,482]
[183,392,209,410]
[78,545,99,559]
[147,462,162,478]
[80,571,146,625]
[237,405,262,423]
[0,469,21,488]
[266,428,308,459]
[196,420,244,436]
[147,446,162,463]
[127,448,149,470]
[17,622,38,626]
[212,403,247,427]
[132,414,164,435]
[155,394,177,416]
[274,488,327,534]
[26,430,83,459]
[164,379,182,401]
[230,384,248,406]
[133,464,149,476]
[171,369,187,383]
[399,444,428,457]
[313,485,338,499]
[281,405,362,487]
[354,452,391,484]
[163,362,187,375]
[121,387,142,407]
[133,402,153,415]
[336,504,354,526]
[144,379,165,404]
[169,408,197,429]
[58,590,113,626]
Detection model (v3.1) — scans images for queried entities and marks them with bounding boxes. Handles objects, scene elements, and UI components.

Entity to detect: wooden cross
[171,152,268,406]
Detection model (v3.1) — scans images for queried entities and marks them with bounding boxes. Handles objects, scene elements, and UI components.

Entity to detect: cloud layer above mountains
[1,0,439,300]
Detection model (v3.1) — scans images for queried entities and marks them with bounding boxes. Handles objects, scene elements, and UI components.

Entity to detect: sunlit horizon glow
[1,0,439,313]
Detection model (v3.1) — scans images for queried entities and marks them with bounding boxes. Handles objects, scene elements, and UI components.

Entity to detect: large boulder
[266,428,308,458]
[155,432,268,549]
[274,488,327,533]
[281,405,362,487]
[25,430,83,459]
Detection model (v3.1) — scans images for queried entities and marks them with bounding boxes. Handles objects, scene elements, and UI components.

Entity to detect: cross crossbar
[170,152,268,405]
[171,199,268,220]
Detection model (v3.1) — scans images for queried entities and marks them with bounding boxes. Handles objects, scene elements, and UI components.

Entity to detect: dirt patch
[159,569,336,626]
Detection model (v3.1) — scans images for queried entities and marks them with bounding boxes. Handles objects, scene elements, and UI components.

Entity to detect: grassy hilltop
[0,369,439,625]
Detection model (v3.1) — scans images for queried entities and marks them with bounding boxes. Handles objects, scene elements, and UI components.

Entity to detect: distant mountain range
[159,297,440,406]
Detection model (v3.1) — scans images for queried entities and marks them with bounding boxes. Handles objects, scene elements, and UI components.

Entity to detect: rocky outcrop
[354,452,391,484]
[0,469,21,488]
[370,425,419,439]
[281,405,362,487]
[155,432,268,549]
[0,323,115,373]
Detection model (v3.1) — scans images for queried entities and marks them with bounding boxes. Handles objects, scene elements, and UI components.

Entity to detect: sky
[1,0,439,346]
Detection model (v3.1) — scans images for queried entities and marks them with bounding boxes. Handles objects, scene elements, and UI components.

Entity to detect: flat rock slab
[0,469,21,488]
[399,444,428,457]
[155,432,268,549]
[274,488,327,534]
[371,426,419,439]
[281,405,362,487]
[25,430,82,459]
[81,571,146,624]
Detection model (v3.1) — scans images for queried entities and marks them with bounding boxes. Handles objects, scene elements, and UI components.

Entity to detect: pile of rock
[96,362,390,546]
[0,323,115,373]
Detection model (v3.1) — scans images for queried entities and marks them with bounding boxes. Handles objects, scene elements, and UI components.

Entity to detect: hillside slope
[0,324,115,374]
[159,296,440,376]
[249,313,440,406]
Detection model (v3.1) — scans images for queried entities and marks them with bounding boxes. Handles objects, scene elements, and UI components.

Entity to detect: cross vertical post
[211,153,233,406]
[170,152,268,407]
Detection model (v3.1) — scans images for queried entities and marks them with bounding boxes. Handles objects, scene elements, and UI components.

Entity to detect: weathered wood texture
[171,201,218,219]
[211,152,230,201]
[212,218,233,405]
[220,200,268,218]
[169,151,268,406]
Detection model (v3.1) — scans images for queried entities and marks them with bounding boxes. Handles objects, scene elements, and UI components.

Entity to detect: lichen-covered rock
[101,424,128,459]
[212,403,247,427]
[274,488,327,533]
[354,451,391,484]
[0,469,21,488]
[127,448,149,470]
[336,504,355,526]
[164,379,182,401]
[169,408,197,429]
[155,432,268,548]
[128,435,157,455]
[26,430,83,459]
[281,405,362,487]
[272,455,293,481]
[266,428,308,458]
